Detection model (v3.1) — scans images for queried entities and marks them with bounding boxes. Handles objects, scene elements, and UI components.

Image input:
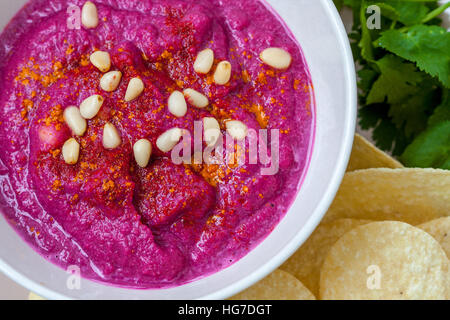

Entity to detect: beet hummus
[0,0,314,288]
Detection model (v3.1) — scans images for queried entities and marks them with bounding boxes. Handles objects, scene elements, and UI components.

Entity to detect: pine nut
[194,48,214,74]
[168,91,187,117]
[89,51,111,73]
[260,48,292,70]
[102,122,121,149]
[125,77,145,102]
[62,138,80,165]
[80,94,104,119]
[64,106,87,136]
[203,117,220,146]
[100,71,122,92]
[183,89,209,108]
[156,128,182,153]
[81,1,99,29]
[226,120,248,141]
[133,139,152,168]
[214,61,232,85]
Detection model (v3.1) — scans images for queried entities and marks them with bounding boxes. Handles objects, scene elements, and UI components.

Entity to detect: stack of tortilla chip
[232,134,449,300]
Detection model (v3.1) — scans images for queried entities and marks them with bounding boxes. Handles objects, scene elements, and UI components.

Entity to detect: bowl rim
[0,0,356,300]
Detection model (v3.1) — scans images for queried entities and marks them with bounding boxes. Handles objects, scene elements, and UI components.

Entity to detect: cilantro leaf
[378,25,450,87]
[366,54,423,105]
[373,117,410,156]
[359,1,375,61]
[428,89,450,126]
[348,26,365,63]
[338,0,450,166]
[358,104,384,130]
[388,81,438,138]
[358,104,410,155]
[333,0,344,11]
[371,2,399,22]
[333,0,362,10]
[401,121,450,169]
[358,67,379,95]
[343,0,363,9]
[382,1,429,26]
[366,0,440,26]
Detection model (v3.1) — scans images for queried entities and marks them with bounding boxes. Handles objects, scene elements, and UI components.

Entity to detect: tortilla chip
[347,134,403,172]
[320,221,449,300]
[280,219,372,296]
[230,269,316,300]
[323,168,450,225]
[419,217,450,259]
[28,292,45,300]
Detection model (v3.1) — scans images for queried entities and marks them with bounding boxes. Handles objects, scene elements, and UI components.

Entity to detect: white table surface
[0,272,28,300]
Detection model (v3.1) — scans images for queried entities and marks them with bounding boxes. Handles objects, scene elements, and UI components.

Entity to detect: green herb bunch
[334,0,450,169]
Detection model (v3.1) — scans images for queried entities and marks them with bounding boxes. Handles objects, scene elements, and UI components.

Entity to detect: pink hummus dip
[0,0,314,288]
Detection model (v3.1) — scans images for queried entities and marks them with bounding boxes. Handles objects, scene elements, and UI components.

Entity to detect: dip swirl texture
[0,0,314,288]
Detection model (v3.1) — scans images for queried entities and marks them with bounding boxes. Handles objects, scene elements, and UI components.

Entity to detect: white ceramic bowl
[0,0,356,299]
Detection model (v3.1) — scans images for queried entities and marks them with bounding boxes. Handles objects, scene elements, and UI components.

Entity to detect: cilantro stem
[422,2,450,24]
[395,2,450,34]
[390,20,397,30]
